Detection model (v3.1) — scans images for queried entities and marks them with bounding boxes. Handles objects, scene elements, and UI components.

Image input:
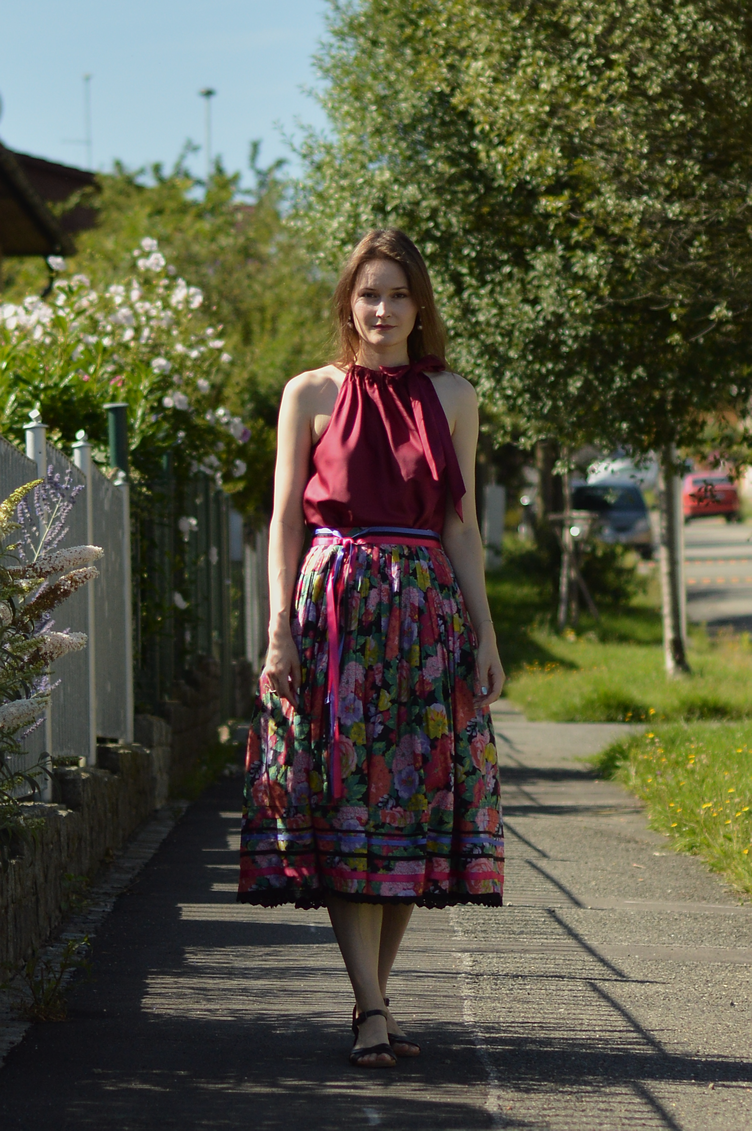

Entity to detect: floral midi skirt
[237,538,504,908]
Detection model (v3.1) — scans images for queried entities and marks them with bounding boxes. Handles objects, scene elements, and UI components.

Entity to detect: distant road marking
[687,557,752,564]
[687,576,752,586]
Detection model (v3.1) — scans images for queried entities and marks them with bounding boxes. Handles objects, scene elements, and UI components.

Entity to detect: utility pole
[62,74,93,168]
[199,87,216,183]
[83,73,92,169]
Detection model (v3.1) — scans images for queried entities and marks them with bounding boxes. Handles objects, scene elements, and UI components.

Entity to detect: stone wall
[0,732,172,972]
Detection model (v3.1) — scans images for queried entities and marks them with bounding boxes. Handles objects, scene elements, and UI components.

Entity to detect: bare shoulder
[427,369,477,432]
[429,369,476,402]
[284,363,343,401]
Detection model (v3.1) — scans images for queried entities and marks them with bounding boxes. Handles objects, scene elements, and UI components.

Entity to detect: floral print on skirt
[237,538,504,908]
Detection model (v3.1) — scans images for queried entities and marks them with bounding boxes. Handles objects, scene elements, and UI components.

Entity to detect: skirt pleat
[237,540,504,908]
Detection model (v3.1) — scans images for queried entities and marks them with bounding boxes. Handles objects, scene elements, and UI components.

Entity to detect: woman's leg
[377,903,414,997]
[378,904,419,1052]
[327,895,393,1065]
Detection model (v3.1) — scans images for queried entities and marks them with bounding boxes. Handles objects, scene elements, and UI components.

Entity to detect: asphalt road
[1,701,750,1131]
[684,516,752,632]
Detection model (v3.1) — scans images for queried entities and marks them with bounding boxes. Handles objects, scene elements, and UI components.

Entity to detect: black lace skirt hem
[236,890,503,910]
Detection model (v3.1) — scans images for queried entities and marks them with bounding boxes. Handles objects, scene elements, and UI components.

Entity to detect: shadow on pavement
[1,777,750,1131]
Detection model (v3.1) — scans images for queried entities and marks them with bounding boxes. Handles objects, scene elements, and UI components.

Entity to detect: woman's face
[350,259,419,354]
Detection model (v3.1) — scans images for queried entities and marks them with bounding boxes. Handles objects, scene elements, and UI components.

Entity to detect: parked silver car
[571,481,653,559]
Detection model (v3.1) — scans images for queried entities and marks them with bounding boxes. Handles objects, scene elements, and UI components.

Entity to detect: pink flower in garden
[109,376,124,387]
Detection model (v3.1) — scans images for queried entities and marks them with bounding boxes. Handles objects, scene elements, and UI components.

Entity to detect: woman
[238,229,505,1068]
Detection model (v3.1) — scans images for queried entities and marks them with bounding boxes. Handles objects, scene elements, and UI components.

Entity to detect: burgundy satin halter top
[302,355,466,533]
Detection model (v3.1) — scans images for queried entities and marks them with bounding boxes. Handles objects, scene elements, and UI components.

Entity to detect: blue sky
[0,0,330,183]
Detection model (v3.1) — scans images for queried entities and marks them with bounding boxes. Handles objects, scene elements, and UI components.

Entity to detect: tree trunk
[556,465,572,631]
[658,444,690,675]
[535,439,561,527]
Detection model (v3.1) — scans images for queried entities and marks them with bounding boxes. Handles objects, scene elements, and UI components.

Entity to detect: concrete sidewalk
[1,702,750,1130]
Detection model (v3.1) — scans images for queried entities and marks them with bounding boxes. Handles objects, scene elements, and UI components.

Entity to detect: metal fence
[132,468,269,721]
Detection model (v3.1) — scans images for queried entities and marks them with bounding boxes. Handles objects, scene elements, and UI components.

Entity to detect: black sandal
[383,997,421,1057]
[349,1008,397,1069]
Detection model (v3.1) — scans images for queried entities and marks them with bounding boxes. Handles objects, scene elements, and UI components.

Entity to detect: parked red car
[682,473,740,522]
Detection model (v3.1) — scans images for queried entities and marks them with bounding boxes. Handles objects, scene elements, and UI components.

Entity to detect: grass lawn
[591,724,752,896]
[487,538,752,722]
[488,534,752,895]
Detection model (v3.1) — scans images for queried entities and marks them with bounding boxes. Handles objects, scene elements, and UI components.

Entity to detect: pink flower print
[397,731,430,759]
[338,735,357,777]
[470,733,487,772]
[341,659,365,690]
[422,654,444,682]
[475,807,491,831]
[333,805,366,831]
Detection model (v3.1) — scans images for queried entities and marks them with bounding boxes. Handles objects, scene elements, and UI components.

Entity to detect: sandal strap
[349,1042,396,1065]
[354,1008,388,1027]
[389,1034,421,1051]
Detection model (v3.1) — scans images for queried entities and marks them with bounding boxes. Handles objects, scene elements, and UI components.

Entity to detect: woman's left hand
[475,635,505,708]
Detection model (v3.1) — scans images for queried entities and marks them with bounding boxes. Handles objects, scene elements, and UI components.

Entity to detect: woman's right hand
[262,625,301,708]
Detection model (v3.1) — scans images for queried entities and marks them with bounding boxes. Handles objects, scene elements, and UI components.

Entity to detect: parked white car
[587,455,659,490]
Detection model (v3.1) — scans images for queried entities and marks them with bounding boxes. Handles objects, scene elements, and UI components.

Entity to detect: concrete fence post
[23,412,52,797]
[105,403,134,744]
[72,431,97,765]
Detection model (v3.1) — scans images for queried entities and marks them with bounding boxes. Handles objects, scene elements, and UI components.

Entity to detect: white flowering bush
[0,239,251,490]
[0,476,101,867]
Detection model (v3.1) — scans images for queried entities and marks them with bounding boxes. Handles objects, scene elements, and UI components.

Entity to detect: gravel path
[1,701,750,1130]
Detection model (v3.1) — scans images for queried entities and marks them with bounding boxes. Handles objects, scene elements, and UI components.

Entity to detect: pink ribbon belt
[311,526,441,801]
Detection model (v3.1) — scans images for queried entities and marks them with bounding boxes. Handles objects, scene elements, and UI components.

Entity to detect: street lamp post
[199,87,216,183]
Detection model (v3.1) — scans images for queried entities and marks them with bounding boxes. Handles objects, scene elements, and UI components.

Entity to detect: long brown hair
[333,229,447,366]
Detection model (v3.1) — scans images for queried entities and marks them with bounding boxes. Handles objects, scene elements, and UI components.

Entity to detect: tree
[3,150,333,521]
[299,0,752,673]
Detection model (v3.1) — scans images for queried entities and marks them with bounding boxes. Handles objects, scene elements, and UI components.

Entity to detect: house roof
[0,141,97,257]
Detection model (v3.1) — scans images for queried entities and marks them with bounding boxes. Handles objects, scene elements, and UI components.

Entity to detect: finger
[473,671,493,707]
[474,664,504,706]
[282,673,299,708]
[278,684,297,707]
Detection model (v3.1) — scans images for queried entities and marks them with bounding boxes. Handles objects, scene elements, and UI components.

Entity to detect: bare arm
[440,377,505,706]
[263,375,313,706]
